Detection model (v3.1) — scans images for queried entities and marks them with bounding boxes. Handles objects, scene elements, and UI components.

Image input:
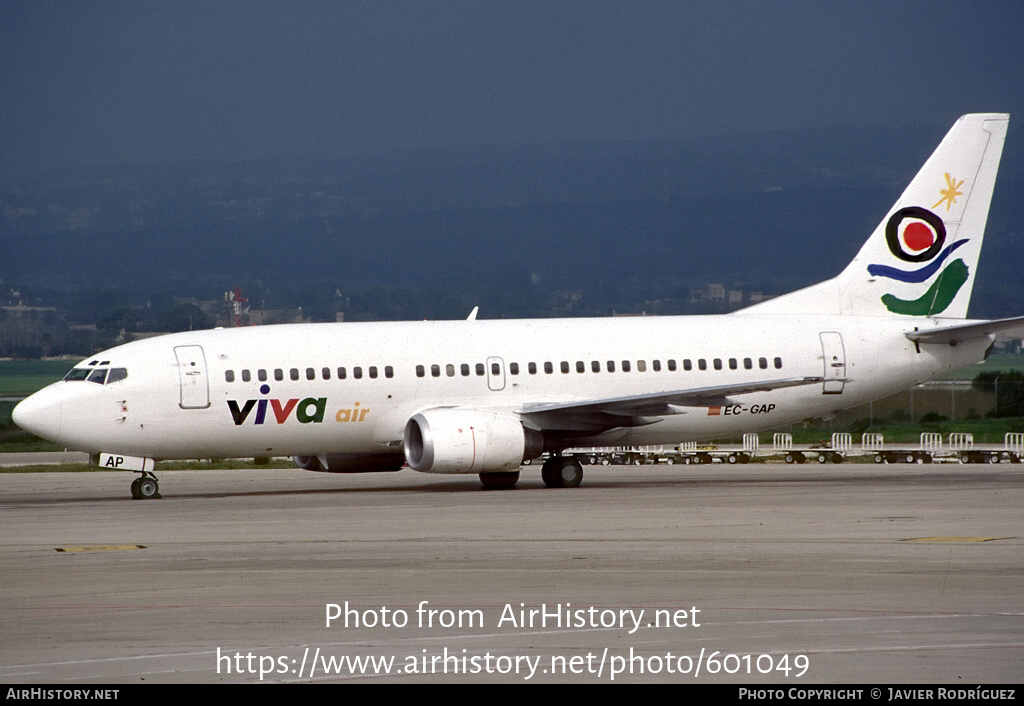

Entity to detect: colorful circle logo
[885,206,946,262]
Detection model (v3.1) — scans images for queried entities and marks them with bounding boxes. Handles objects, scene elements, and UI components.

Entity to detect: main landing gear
[130,471,161,500]
[541,455,584,489]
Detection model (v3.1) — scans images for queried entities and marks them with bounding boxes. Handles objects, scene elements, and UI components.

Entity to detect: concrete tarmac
[1,463,1021,684]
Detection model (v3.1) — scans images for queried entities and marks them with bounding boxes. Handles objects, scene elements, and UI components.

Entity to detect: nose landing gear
[130,472,161,500]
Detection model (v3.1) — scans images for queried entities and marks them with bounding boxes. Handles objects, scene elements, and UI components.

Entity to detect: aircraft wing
[905,315,1024,345]
[518,376,826,434]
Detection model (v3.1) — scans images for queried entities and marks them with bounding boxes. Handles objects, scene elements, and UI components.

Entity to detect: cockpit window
[63,367,127,384]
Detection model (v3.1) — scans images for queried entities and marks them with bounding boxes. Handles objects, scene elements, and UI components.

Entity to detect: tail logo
[932,172,964,211]
[868,197,969,316]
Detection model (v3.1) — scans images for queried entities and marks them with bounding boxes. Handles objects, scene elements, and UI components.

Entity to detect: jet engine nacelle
[404,409,543,474]
[293,454,404,473]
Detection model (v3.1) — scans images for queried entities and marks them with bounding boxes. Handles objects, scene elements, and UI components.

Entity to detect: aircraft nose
[12,385,64,442]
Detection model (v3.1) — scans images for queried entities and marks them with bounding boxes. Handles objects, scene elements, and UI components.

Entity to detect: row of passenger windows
[224,356,784,383]
[225,366,393,383]
[416,357,783,377]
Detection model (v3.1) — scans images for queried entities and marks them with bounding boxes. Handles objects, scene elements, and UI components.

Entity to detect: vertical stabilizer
[744,113,1008,318]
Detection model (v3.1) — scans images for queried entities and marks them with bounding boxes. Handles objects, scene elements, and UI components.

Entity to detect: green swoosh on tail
[881,259,969,316]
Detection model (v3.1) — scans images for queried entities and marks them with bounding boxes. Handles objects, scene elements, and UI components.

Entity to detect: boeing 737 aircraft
[13,113,1024,497]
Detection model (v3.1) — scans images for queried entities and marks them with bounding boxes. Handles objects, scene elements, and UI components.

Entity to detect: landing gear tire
[479,471,520,489]
[132,474,160,500]
[541,457,561,487]
[542,456,584,488]
[560,457,584,488]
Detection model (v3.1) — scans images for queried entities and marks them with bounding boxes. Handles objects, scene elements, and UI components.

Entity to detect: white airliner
[13,113,1024,498]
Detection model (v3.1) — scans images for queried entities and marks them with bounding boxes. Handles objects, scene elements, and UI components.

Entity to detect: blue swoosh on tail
[867,240,968,282]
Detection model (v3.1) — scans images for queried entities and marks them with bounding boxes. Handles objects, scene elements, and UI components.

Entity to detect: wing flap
[519,376,826,433]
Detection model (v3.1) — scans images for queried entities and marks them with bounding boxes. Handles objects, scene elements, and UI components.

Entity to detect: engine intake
[404,409,542,474]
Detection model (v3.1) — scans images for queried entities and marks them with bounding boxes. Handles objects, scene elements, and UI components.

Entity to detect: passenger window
[774,357,783,369]
[369,366,378,379]
[476,363,485,376]
[242,369,251,382]
[607,360,615,372]
[683,359,692,371]
[88,369,108,384]
[622,360,631,372]
[591,360,600,373]
[258,369,267,381]
[714,359,723,371]
[492,362,500,376]
[668,359,677,372]
[354,367,363,379]
[290,368,300,381]
[698,359,707,371]
[416,365,424,378]
[561,361,569,374]
[637,360,647,372]
[322,367,330,380]
[744,358,752,370]
[576,361,584,373]
[544,362,553,374]
[385,366,394,379]
[275,369,284,381]
[338,367,347,379]
[728,358,737,370]
[510,362,519,375]
[431,365,440,377]
[107,368,128,384]
[306,367,315,380]
[461,363,470,376]
[225,370,235,383]
[759,357,768,370]
[652,360,661,372]
[446,364,455,377]
[528,362,537,374]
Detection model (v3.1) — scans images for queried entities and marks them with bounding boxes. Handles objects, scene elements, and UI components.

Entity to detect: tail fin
[744,113,1009,319]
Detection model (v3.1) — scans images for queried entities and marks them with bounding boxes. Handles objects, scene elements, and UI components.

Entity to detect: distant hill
[2,123,1022,318]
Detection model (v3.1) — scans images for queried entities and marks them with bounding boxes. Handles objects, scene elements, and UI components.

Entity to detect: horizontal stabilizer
[905,315,1024,345]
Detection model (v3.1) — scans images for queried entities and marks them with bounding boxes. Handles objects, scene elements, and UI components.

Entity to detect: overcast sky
[2,0,1023,177]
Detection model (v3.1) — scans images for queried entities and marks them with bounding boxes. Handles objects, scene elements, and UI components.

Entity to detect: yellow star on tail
[932,172,964,211]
